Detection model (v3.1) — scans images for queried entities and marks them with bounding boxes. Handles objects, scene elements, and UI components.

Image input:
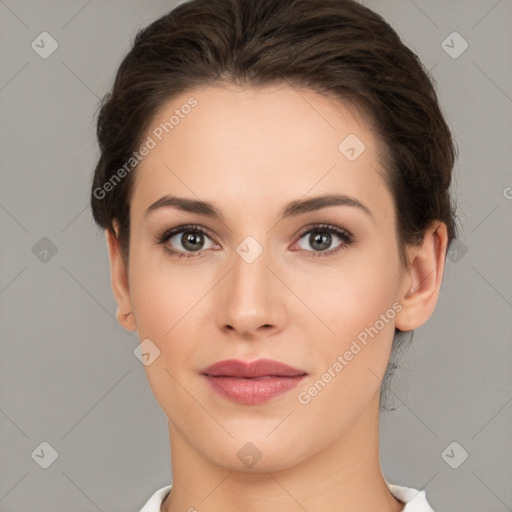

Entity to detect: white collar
[139,482,436,512]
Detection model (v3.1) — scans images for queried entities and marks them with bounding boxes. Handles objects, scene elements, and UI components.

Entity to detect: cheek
[128,262,203,414]
[293,273,399,428]
[127,250,218,369]
[294,246,400,389]
[128,248,205,339]
[295,250,399,342]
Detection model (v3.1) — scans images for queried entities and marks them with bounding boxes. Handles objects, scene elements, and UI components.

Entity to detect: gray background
[0,0,511,511]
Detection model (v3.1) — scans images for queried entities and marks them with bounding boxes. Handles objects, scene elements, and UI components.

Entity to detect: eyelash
[155,223,354,259]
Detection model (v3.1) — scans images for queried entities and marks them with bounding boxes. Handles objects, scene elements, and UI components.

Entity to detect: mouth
[201,358,307,404]
[201,358,307,378]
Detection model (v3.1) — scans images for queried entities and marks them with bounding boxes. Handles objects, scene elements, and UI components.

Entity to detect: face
[108,83,438,472]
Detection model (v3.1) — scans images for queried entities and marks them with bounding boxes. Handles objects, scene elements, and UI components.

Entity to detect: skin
[106,83,448,512]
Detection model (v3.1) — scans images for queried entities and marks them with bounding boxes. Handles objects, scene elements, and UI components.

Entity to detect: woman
[90,0,457,510]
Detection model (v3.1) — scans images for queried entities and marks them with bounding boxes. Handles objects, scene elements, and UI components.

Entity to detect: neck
[163,393,404,512]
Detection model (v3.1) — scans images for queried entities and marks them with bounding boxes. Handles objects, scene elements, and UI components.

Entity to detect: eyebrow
[145,193,373,221]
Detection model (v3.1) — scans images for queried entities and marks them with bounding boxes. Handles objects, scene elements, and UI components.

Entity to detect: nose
[216,241,286,339]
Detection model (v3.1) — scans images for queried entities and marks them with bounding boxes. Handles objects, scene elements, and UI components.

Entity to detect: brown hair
[90,0,458,410]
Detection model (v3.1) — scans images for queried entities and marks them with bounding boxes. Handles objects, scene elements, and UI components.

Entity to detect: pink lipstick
[201,358,307,404]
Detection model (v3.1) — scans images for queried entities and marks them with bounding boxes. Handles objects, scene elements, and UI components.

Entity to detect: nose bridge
[231,235,273,306]
[217,234,282,334]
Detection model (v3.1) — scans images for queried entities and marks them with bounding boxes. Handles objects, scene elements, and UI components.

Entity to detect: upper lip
[201,358,307,378]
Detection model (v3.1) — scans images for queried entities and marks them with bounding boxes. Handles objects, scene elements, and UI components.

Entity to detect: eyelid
[155,223,218,248]
[295,222,351,239]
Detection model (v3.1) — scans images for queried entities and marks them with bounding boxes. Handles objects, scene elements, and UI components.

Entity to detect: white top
[139,481,436,511]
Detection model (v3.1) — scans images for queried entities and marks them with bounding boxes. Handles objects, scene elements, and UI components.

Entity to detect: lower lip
[203,375,307,404]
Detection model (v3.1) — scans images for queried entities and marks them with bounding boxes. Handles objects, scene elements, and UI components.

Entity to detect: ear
[105,222,137,332]
[395,221,448,332]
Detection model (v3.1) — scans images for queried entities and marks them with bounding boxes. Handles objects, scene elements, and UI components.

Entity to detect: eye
[156,222,354,259]
[156,224,218,259]
[294,223,353,257]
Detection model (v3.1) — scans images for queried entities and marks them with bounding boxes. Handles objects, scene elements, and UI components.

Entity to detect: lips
[201,358,307,378]
[201,358,307,404]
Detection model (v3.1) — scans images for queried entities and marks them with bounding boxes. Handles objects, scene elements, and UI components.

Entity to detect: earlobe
[105,224,137,332]
[395,221,448,332]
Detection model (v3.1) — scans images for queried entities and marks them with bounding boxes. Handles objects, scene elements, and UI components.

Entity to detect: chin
[202,436,314,474]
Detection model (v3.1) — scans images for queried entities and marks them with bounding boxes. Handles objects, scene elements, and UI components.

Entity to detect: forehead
[130,83,394,225]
